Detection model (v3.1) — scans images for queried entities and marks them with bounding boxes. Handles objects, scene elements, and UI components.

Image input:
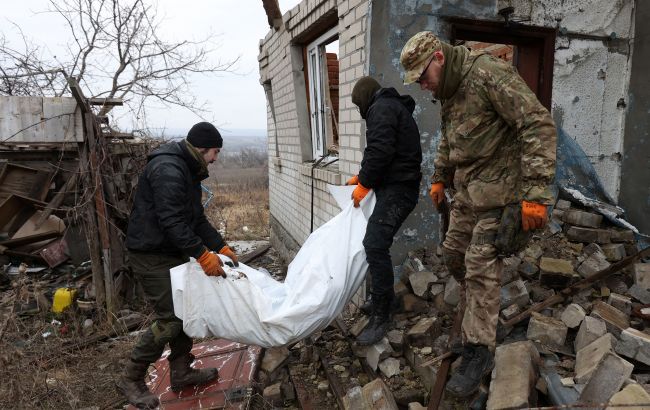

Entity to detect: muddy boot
[445,344,494,398]
[170,353,218,392]
[357,296,392,345]
[115,360,159,409]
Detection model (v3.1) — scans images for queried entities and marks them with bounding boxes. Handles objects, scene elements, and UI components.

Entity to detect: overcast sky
[2,0,302,136]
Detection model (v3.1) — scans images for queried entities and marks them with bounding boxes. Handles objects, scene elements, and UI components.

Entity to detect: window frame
[305,26,338,159]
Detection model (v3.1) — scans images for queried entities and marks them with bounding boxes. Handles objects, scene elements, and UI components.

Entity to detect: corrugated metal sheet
[128,339,262,410]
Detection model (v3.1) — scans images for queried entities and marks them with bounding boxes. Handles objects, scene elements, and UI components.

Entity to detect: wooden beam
[0,231,60,249]
[88,98,123,106]
[68,77,89,114]
[34,173,78,229]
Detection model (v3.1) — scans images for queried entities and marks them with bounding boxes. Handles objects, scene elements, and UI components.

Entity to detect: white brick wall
[259,0,369,245]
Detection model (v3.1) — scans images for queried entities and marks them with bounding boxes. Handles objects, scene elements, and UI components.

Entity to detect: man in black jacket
[348,77,422,345]
[117,122,239,409]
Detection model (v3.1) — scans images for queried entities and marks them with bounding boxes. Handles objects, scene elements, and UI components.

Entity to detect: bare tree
[0,0,237,126]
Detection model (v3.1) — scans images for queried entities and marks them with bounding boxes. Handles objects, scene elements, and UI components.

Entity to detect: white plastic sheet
[170,185,375,347]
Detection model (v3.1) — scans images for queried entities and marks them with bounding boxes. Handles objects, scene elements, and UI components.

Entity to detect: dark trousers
[128,251,192,364]
[362,182,419,301]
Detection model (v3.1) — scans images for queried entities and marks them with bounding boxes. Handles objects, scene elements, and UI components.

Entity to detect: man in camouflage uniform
[400,32,556,397]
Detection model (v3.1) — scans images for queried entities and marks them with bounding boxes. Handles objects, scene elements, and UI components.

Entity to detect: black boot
[359,295,399,315]
[445,344,494,398]
[357,296,392,345]
[115,360,159,409]
[170,353,219,392]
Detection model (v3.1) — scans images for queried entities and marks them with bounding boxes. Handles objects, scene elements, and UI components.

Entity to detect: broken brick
[633,263,650,290]
[406,317,439,348]
[575,333,616,384]
[566,226,611,244]
[402,294,428,314]
[607,292,632,316]
[575,316,607,352]
[539,256,575,288]
[560,303,585,328]
[486,341,539,410]
[443,276,460,306]
[606,384,650,409]
[615,327,650,366]
[601,243,626,262]
[366,338,394,371]
[409,271,437,298]
[563,209,603,228]
[526,313,567,347]
[578,352,633,404]
[577,251,610,277]
[500,279,530,308]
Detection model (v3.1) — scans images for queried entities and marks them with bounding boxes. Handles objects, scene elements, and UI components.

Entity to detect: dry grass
[0,304,145,409]
[203,166,269,241]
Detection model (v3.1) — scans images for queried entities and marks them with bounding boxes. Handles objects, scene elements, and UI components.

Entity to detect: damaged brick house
[259,0,650,262]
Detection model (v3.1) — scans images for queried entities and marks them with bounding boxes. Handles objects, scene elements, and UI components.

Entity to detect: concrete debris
[575,333,616,384]
[560,303,586,328]
[486,341,539,410]
[407,317,439,348]
[443,276,460,306]
[261,346,290,376]
[378,357,401,378]
[252,196,650,409]
[527,313,568,347]
[606,383,650,409]
[575,315,608,352]
[633,263,650,290]
[500,279,531,308]
[615,328,650,366]
[563,209,603,228]
[366,338,394,371]
[409,271,437,298]
[578,352,634,404]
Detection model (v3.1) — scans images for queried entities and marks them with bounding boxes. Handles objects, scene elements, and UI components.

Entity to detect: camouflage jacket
[431,50,557,210]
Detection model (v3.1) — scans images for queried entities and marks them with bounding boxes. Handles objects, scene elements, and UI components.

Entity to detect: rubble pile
[255,196,650,409]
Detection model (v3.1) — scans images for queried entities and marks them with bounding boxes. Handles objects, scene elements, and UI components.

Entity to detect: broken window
[450,19,556,109]
[305,27,339,159]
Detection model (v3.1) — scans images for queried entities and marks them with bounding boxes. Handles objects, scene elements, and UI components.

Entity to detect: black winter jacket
[125,141,225,258]
[358,88,422,189]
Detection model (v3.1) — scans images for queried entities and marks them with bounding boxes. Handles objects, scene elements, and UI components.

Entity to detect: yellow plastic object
[52,288,77,313]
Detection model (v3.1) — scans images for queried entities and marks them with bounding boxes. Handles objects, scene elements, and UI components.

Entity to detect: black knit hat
[186,122,223,148]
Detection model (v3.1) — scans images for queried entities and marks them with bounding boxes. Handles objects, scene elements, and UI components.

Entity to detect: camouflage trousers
[128,251,193,364]
[441,202,503,349]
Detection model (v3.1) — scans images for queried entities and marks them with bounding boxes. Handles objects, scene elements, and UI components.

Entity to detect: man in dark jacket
[347,76,422,345]
[116,122,239,409]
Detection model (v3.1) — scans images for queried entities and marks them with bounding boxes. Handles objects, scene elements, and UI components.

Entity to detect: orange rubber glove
[352,183,370,208]
[219,245,239,267]
[430,182,445,210]
[521,200,548,232]
[346,175,359,186]
[197,249,225,277]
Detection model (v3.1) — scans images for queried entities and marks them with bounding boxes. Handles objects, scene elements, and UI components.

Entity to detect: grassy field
[203,165,269,241]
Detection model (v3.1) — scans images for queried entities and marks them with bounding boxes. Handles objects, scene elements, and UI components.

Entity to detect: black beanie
[352,76,381,120]
[186,122,223,148]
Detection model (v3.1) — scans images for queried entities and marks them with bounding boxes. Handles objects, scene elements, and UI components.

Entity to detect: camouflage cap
[400,31,442,85]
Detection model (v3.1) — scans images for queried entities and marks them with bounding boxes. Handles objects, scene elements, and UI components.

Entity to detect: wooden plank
[0,96,82,143]
[34,173,78,229]
[42,97,83,143]
[0,231,60,248]
[0,162,52,202]
[88,98,123,106]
